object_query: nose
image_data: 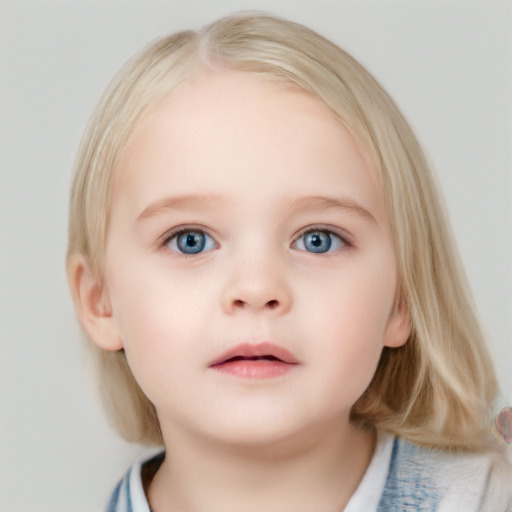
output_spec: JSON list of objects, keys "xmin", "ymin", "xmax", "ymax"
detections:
[{"xmin": 220, "ymin": 257, "xmax": 292, "ymax": 316}]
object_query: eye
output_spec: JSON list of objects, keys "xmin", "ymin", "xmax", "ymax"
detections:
[
  {"xmin": 165, "ymin": 229, "xmax": 216, "ymax": 255},
  {"xmin": 293, "ymin": 229, "xmax": 346, "ymax": 253}
]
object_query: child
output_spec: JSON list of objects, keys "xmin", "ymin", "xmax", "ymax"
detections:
[{"xmin": 66, "ymin": 13, "xmax": 512, "ymax": 512}]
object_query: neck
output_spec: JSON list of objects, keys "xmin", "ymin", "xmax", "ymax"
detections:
[{"xmin": 148, "ymin": 420, "xmax": 376, "ymax": 512}]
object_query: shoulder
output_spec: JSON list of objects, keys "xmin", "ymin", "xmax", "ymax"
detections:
[
  {"xmin": 105, "ymin": 448, "xmax": 164, "ymax": 512},
  {"xmin": 379, "ymin": 437, "xmax": 512, "ymax": 512}
]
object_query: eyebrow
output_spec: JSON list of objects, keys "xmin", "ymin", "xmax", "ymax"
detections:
[
  {"xmin": 137, "ymin": 194, "xmax": 223, "ymax": 221},
  {"xmin": 285, "ymin": 195, "xmax": 376, "ymax": 222},
  {"xmin": 136, "ymin": 193, "xmax": 375, "ymax": 223}
]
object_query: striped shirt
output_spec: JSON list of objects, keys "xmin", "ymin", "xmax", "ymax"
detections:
[{"xmin": 106, "ymin": 433, "xmax": 511, "ymax": 512}]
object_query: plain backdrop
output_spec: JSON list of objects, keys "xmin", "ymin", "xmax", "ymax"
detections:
[{"xmin": 1, "ymin": 1, "xmax": 510, "ymax": 510}]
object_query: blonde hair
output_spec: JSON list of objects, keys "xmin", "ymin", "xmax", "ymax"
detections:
[{"xmin": 68, "ymin": 13, "xmax": 501, "ymax": 451}]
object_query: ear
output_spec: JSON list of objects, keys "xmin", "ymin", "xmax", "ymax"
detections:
[
  {"xmin": 383, "ymin": 295, "xmax": 411, "ymax": 348},
  {"xmin": 67, "ymin": 255, "xmax": 123, "ymax": 351}
]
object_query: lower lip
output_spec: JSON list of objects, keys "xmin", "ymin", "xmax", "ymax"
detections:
[{"xmin": 211, "ymin": 360, "xmax": 295, "ymax": 379}]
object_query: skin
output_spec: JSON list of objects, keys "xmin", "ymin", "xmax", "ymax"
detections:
[{"xmin": 70, "ymin": 70, "xmax": 410, "ymax": 511}]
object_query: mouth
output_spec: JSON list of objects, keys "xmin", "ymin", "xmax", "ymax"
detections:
[{"xmin": 209, "ymin": 342, "xmax": 299, "ymax": 379}]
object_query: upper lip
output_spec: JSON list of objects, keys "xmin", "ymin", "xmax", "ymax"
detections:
[{"xmin": 209, "ymin": 342, "xmax": 299, "ymax": 366}]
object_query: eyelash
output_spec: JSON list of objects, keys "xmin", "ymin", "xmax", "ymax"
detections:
[{"xmin": 159, "ymin": 224, "xmax": 352, "ymax": 256}]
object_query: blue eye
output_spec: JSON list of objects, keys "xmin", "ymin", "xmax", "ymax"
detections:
[
  {"xmin": 166, "ymin": 229, "xmax": 216, "ymax": 254},
  {"xmin": 295, "ymin": 230, "xmax": 345, "ymax": 253}
]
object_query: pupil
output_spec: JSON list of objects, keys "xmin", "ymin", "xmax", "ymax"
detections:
[
  {"xmin": 186, "ymin": 234, "xmax": 198, "ymax": 247},
  {"xmin": 311, "ymin": 234, "xmax": 322, "ymax": 247}
]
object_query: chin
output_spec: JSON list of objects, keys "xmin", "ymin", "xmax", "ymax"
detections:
[{"xmin": 194, "ymin": 410, "xmax": 337, "ymax": 455}]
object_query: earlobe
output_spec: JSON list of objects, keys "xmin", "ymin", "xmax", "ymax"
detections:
[
  {"xmin": 383, "ymin": 296, "xmax": 411, "ymax": 348},
  {"xmin": 67, "ymin": 255, "xmax": 124, "ymax": 351}
]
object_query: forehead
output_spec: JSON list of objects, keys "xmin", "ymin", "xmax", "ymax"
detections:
[{"xmin": 112, "ymin": 70, "xmax": 383, "ymax": 220}]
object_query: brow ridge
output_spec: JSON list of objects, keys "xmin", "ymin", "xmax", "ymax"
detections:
[
  {"xmin": 137, "ymin": 193, "xmax": 375, "ymax": 223},
  {"xmin": 285, "ymin": 195, "xmax": 375, "ymax": 222},
  {"xmin": 137, "ymin": 194, "xmax": 223, "ymax": 220}
]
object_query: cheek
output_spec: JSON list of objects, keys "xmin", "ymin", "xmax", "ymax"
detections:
[
  {"xmin": 311, "ymin": 305, "xmax": 387, "ymax": 414},
  {"xmin": 305, "ymin": 254, "xmax": 397, "ymax": 392},
  {"xmin": 105, "ymin": 265, "xmax": 211, "ymax": 396},
  {"xmin": 109, "ymin": 256, "xmax": 206, "ymax": 338},
  {"xmin": 320, "ymin": 254, "xmax": 397, "ymax": 335}
]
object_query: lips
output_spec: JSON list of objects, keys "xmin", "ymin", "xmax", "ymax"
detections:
[{"xmin": 209, "ymin": 342, "xmax": 299, "ymax": 379}]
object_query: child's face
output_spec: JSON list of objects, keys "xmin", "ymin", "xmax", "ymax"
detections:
[{"xmin": 97, "ymin": 71, "xmax": 409, "ymax": 445}]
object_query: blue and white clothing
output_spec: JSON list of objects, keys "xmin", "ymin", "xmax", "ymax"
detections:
[{"xmin": 106, "ymin": 432, "xmax": 511, "ymax": 511}]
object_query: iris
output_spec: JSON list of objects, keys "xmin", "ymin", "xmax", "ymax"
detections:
[
  {"xmin": 169, "ymin": 230, "xmax": 215, "ymax": 254},
  {"xmin": 296, "ymin": 230, "xmax": 346, "ymax": 253},
  {"xmin": 303, "ymin": 231, "xmax": 332, "ymax": 253}
]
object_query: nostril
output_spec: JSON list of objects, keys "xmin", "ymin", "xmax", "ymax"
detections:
[{"xmin": 229, "ymin": 298, "xmax": 281, "ymax": 311}]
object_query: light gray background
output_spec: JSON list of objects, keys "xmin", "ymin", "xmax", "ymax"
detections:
[{"xmin": 1, "ymin": 1, "xmax": 510, "ymax": 510}]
